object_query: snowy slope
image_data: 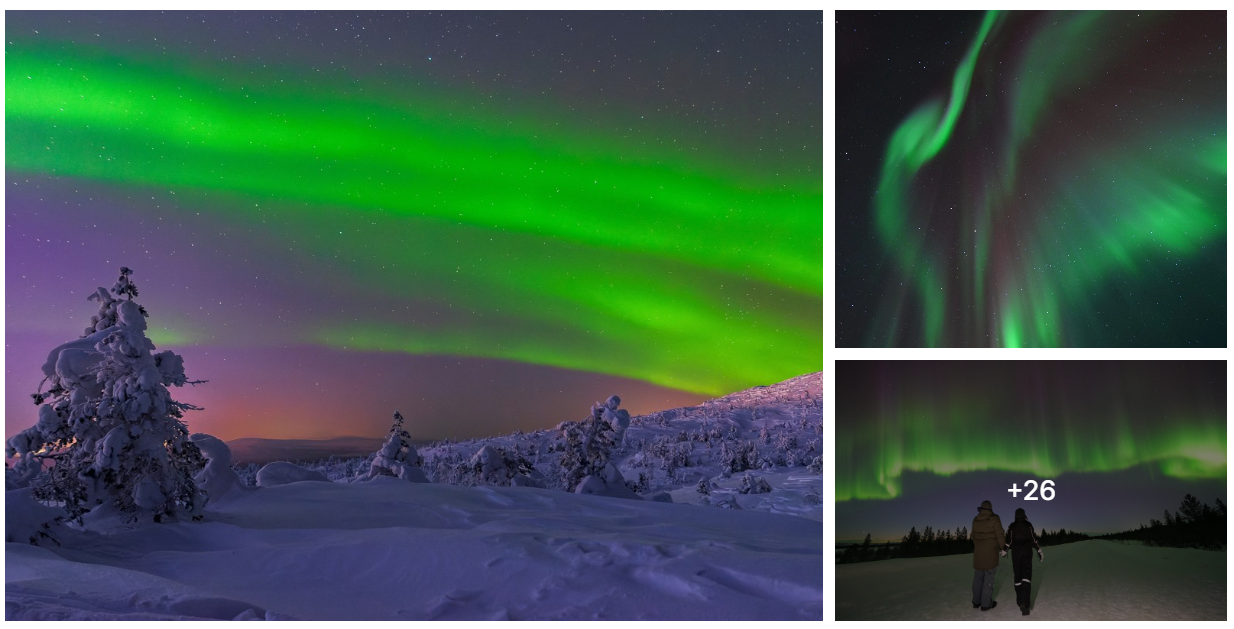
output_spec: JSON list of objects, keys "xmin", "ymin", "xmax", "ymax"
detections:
[
  {"xmin": 7, "ymin": 478, "xmax": 825, "ymax": 620},
  {"xmin": 407, "ymin": 371, "xmax": 824, "ymax": 518},
  {"xmin": 835, "ymin": 540, "xmax": 1224, "ymax": 620}
]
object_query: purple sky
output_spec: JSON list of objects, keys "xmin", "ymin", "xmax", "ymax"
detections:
[{"xmin": 6, "ymin": 11, "xmax": 823, "ymax": 442}]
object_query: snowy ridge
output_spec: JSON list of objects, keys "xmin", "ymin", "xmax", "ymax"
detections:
[
  {"xmin": 701, "ymin": 371, "xmax": 823, "ymax": 410},
  {"xmin": 263, "ymin": 371, "xmax": 825, "ymax": 521}
]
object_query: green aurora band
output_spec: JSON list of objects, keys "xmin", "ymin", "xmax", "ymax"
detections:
[
  {"xmin": 5, "ymin": 43, "xmax": 823, "ymax": 395},
  {"xmin": 871, "ymin": 11, "xmax": 1225, "ymax": 347},
  {"xmin": 836, "ymin": 363, "xmax": 1226, "ymax": 502}
]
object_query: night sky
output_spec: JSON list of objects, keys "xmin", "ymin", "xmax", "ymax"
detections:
[
  {"xmin": 5, "ymin": 11, "xmax": 824, "ymax": 442},
  {"xmin": 836, "ymin": 11, "xmax": 1226, "ymax": 347},
  {"xmin": 835, "ymin": 361, "xmax": 1227, "ymax": 542}
]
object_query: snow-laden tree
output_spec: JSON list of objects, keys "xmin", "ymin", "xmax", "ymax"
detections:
[
  {"xmin": 189, "ymin": 433, "xmax": 245, "ymax": 501},
  {"xmin": 738, "ymin": 473, "xmax": 772, "ymax": 495},
  {"xmin": 600, "ymin": 395, "xmax": 631, "ymax": 448},
  {"xmin": 719, "ymin": 440, "xmax": 760, "ymax": 475},
  {"xmin": 367, "ymin": 411, "xmax": 429, "ymax": 483},
  {"xmin": 5, "ymin": 267, "xmax": 208, "ymax": 523},
  {"xmin": 806, "ymin": 455, "xmax": 825, "ymax": 474},
  {"xmin": 696, "ymin": 477, "xmax": 712, "ymax": 496},
  {"xmin": 557, "ymin": 396, "xmax": 625, "ymax": 491},
  {"xmin": 557, "ymin": 395, "xmax": 646, "ymax": 499},
  {"xmin": 467, "ymin": 445, "xmax": 539, "ymax": 487}
]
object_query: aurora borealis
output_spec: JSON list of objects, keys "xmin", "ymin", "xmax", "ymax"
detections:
[
  {"xmin": 837, "ymin": 11, "xmax": 1225, "ymax": 347},
  {"xmin": 836, "ymin": 361, "xmax": 1226, "ymax": 540},
  {"xmin": 5, "ymin": 11, "xmax": 823, "ymax": 441}
]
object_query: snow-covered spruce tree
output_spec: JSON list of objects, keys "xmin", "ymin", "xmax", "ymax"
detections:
[
  {"xmin": 557, "ymin": 398, "xmax": 622, "ymax": 491},
  {"xmin": 5, "ymin": 267, "xmax": 208, "ymax": 523},
  {"xmin": 367, "ymin": 411, "xmax": 429, "ymax": 483},
  {"xmin": 558, "ymin": 396, "xmax": 644, "ymax": 499}
]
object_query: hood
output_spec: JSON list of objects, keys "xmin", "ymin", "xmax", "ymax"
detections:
[{"xmin": 1015, "ymin": 507, "xmax": 1027, "ymax": 521}]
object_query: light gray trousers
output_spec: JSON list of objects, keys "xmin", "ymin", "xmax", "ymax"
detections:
[{"xmin": 972, "ymin": 566, "xmax": 997, "ymax": 609}]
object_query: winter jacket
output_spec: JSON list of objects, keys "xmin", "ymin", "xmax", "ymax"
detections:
[
  {"xmin": 1005, "ymin": 512, "xmax": 1041, "ymax": 552},
  {"xmin": 972, "ymin": 507, "xmax": 1006, "ymax": 570}
]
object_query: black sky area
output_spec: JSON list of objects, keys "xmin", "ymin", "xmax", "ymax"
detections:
[{"xmin": 835, "ymin": 11, "xmax": 982, "ymax": 346}]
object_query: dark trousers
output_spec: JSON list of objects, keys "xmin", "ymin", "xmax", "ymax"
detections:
[
  {"xmin": 1012, "ymin": 547, "xmax": 1033, "ymax": 609},
  {"xmin": 972, "ymin": 565, "xmax": 996, "ymax": 609}
]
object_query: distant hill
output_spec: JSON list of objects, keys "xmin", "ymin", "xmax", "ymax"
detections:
[{"xmin": 226, "ymin": 436, "xmax": 387, "ymax": 465}]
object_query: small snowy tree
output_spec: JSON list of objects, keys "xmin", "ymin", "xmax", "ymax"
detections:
[
  {"xmin": 719, "ymin": 440, "xmax": 759, "ymax": 475},
  {"xmin": 188, "ymin": 433, "xmax": 245, "ymax": 501},
  {"xmin": 806, "ymin": 454, "xmax": 825, "ymax": 475},
  {"xmin": 696, "ymin": 477, "xmax": 711, "ymax": 496},
  {"xmin": 738, "ymin": 473, "xmax": 772, "ymax": 495},
  {"xmin": 367, "ymin": 411, "xmax": 429, "ymax": 483},
  {"xmin": 5, "ymin": 267, "xmax": 207, "ymax": 523}
]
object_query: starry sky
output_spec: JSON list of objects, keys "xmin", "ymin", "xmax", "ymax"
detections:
[
  {"xmin": 5, "ymin": 11, "xmax": 823, "ymax": 442},
  {"xmin": 835, "ymin": 361, "xmax": 1227, "ymax": 542},
  {"xmin": 836, "ymin": 11, "xmax": 1226, "ymax": 347}
]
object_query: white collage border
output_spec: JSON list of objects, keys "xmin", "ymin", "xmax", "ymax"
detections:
[{"xmin": 822, "ymin": 8, "xmax": 1232, "ymax": 623}]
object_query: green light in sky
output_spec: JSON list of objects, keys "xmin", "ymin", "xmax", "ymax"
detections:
[
  {"xmin": 836, "ymin": 363, "xmax": 1226, "ymax": 501},
  {"xmin": 866, "ymin": 11, "xmax": 1225, "ymax": 347},
  {"xmin": 5, "ymin": 42, "xmax": 823, "ymax": 395}
]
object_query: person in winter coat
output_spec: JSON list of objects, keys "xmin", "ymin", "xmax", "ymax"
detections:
[
  {"xmin": 971, "ymin": 499, "xmax": 1005, "ymax": 611},
  {"xmin": 1004, "ymin": 507, "xmax": 1044, "ymax": 615}
]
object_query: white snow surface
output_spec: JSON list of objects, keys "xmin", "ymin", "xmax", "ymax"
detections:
[
  {"xmin": 835, "ymin": 540, "xmax": 1225, "ymax": 621},
  {"xmin": 254, "ymin": 461, "xmax": 329, "ymax": 487},
  {"xmin": 7, "ymin": 478, "xmax": 824, "ymax": 620}
]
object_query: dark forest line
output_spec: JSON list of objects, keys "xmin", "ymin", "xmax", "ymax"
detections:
[
  {"xmin": 838, "ymin": 494, "xmax": 1225, "ymax": 565},
  {"xmin": 1094, "ymin": 494, "xmax": 1225, "ymax": 551},
  {"xmin": 837, "ymin": 524, "xmax": 1089, "ymax": 564}
]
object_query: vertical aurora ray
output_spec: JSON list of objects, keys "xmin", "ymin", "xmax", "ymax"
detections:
[
  {"xmin": 5, "ymin": 22, "xmax": 823, "ymax": 398},
  {"xmin": 835, "ymin": 362, "xmax": 1226, "ymax": 503},
  {"xmin": 856, "ymin": 11, "xmax": 1225, "ymax": 347}
]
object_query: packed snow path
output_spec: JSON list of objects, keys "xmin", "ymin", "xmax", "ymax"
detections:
[
  {"xmin": 7, "ymin": 478, "xmax": 825, "ymax": 620},
  {"xmin": 835, "ymin": 539, "xmax": 1224, "ymax": 620}
]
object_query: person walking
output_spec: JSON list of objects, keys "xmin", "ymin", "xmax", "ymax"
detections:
[
  {"xmin": 971, "ymin": 499, "xmax": 1005, "ymax": 611},
  {"xmin": 1004, "ymin": 507, "xmax": 1044, "ymax": 615}
]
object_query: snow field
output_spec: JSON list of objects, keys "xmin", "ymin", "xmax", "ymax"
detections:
[
  {"xmin": 7, "ymin": 477, "xmax": 825, "ymax": 620},
  {"xmin": 835, "ymin": 539, "xmax": 1224, "ymax": 620}
]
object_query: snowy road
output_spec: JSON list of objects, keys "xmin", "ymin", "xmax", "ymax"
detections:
[{"xmin": 835, "ymin": 540, "xmax": 1224, "ymax": 620}]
